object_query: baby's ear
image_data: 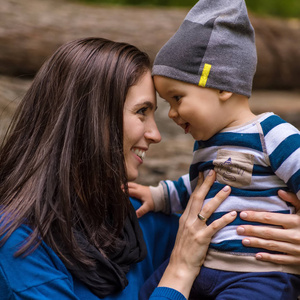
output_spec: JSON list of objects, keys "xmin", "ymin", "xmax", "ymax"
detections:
[{"xmin": 219, "ymin": 90, "xmax": 233, "ymax": 101}]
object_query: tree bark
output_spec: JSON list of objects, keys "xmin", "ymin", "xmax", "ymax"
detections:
[{"xmin": 0, "ymin": 0, "xmax": 299, "ymax": 89}]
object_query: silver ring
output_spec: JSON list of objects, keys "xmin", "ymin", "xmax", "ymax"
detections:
[{"xmin": 197, "ymin": 213, "xmax": 207, "ymax": 222}]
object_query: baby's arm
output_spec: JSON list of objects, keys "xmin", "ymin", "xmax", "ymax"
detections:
[
  {"xmin": 263, "ymin": 117, "xmax": 300, "ymax": 198},
  {"xmin": 129, "ymin": 174, "xmax": 192, "ymax": 218}
]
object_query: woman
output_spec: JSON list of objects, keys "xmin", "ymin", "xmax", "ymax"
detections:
[
  {"xmin": 0, "ymin": 37, "xmax": 235, "ymax": 299},
  {"xmin": 0, "ymin": 38, "xmax": 298, "ymax": 300}
]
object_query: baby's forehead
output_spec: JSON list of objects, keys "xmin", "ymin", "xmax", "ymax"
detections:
[{"xmin": 154, "ymin": 76, "xmax": 179, "ymax": 91}]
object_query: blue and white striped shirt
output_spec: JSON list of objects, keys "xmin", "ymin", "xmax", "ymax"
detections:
[{"xmin": 158, "ymin": 113, "xmax": 300, "ymax": 273}]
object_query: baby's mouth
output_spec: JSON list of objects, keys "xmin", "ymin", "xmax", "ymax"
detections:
[{"xmin": 181, "ymin": 123, "xmax": 190, "ymax": 134}]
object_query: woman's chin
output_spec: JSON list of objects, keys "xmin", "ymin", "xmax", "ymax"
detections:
[{"xmin": 126, "ymin": 171, "xmax": 139, "ymax": 182}]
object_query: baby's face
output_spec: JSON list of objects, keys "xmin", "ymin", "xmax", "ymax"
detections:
[{"xmin": 154, "ymin": 75, "xmax": 227, "ymax": 141}]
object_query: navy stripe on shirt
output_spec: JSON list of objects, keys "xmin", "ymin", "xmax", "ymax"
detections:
[
  {"xmin": 209, "ymin": 240, "xmax": 283, "ymax": 254},
  {"xmin": 261, "ymin": 115, "xmax": 286, "ymax": 136},
  {"xmin": 287, "ymin": 169, "xmax": 300, "ymax": 193},
  {"xmin": 269, "ymin": 134, "xmax": 300, "ymax": 171},
  {"xmin": 195, "ymin": 132, "xmax": 263, "ymax": 152},
  {"xmin": 206, "ymin": 210, "xmax": 290, "ymax": 226}
]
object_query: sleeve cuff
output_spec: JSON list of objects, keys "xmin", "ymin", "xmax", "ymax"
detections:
[
  {"xmin": 149, "ymin": 184, "xmax": 165, "ymax": 212},
  {"xmin": 150, "ymin": 287, "xmax": 186, "ymax": 300}
]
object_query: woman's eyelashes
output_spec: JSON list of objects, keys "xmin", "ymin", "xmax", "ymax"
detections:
[
  {"xmin": 135, "ymin": 101, "xmax": 155, "ymax": 117},
  {"xmin": 137, "ymin": 106, "xmax": 148, "ymax": 116}
]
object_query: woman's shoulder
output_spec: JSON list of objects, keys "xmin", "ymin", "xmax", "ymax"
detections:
[{"xmin": 0, "ymin": 223, "xmax": 78, "ymax": 299}]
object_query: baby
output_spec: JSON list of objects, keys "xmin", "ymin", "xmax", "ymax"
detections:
[{"xmin": 130, "ymin": 0, "xmax": 300, "ymax": 299}]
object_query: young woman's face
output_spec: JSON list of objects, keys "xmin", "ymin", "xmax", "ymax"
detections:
[{"xmin": 123, "ymin": 70, "xmax": 161, "ymax": 181}]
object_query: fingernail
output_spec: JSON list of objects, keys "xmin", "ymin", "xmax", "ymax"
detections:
[
  {"xmin": 208, "ymin": 169, "xmax": 214, "ymax": 176},
  {"xmin": 222, "ymin": 185, "xmax": 230, "ymax": 192},
  {"xmin": 243, "ymin": 239, "xmax": 250, "ymax": 246},
  {"xmin": 278, "ymin": 189, "xmax": 287, "ymax": 194},
  {"xmin": 256, "ymin": 254, "xmax": 262, "ymax": 260},
  {"xmin": 240, "ymin": 212, "xmax": 247, "ymax": 219},
  {"xmin": 236, "ymin": 226, "xmax": 245, "ymax": 234},
  {"xmin": 230, "ymin": 211, "xmax": 237, "ymax": 217}
]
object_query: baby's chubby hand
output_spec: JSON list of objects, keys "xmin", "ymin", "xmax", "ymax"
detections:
[{"xmin": 128, "ymin": 182, "xmax": 155, "ymax": 218}]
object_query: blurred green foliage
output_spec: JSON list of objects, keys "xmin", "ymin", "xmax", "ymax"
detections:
[
  {"xmin": 245, "ymin": 0, "xmax": 300, "ymax": 18},
  {"xmin": 77, "ymin": 0, "xmax": 300, "ymax": 18}
]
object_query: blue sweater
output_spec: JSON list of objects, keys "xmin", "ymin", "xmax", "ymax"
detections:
[{"xmin": 0, "ymin": 198, "xmax": 181, "ymax": 300}]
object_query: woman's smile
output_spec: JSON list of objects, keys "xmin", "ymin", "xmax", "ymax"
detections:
[{"xmin": 131, "ymin": 147, "xmax": 146, "ymax": 162}]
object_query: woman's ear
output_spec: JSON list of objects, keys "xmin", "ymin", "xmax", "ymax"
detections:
[{"xmin": 219, "ymin": 90, "xmax": 233, "ymax": 101}]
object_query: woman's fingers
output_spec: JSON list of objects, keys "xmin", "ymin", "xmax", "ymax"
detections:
[
  {"xmin": 181, "ymin": 172, "xmax": 206, "ymax": 221},
  {"xmin": 239, "ymin": 210, "xmax": 300, "ymax": 229},
  {"xmin": 182, "ymin": 170, "xmax": 232, "ymax": 230},
  {"xmin": 241, "ymin": 236, "xmax": 300, "ymax": 255},
  {"xmin": 183, "ymin": 170, "xmax": 234, "ymax": 234},
  {"xmin": 163, "ymin": 171, "xmax": 236, "ymax": 297},
  {"xmin": 198, "ymin": 185, "xmax": 231, "ymax": 221},
  {"xmin": 237, "ymin": 210, "xmax": 300, "ymax": 265},
  {"xmin": 237, "ymin": 223, "xmax": 298, "ymax": 243},
  {"xmin": 184, "ymin": 171, "xmax": 217, "ymax": 218},
  {"xmin": 183, "ymin": 172, "xmax": 206, "ymax": 214},
  {"xmin": 255, "ymin": 252, "xmax": 300, "ymax": 265},
  {"xmin": 278, "ymin": 190, "xmax": 300, "ymax": 213},
  {"xmin": 239, "ymin": 227, "xmax": 300, "ymax": 265},
  {"xmin": 193, "ymin": 183, "xmax": 235, "ymax": 236},
  {"xmin": 205, "ymin": 210, "xmax": 237, "ymax": 237},
  {"xmin": 243, "ymin": 237, "xmax": 300, "ymax": 264}
]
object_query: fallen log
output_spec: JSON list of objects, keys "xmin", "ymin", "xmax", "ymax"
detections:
[{"xmin": 0, "ymin": 0, "xmax": 299, "ymax": 89}]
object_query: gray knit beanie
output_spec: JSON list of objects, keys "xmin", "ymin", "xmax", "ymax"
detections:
[{"xmin": 152, "ymin": 0, "xmax": 257, "ymax": 97}]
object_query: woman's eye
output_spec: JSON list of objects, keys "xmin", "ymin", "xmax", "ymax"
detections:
[{"xmin": 137, "ymin": 107, "xmax": 148, "ymax": 115}]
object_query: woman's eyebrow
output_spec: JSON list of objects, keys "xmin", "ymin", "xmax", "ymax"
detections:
[{"xmin": 134, "ymin": 101, "xmax": 154, "ymax": 110}]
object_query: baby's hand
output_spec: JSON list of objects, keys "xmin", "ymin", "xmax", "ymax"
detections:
[{"xmin": 128, "ymin": 182, "xmax": 155, "ymax": 218}]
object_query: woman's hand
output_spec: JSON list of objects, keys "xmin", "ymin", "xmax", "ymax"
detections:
[
  {"xmin": 237, "ymin": 190, "xmax": 300, "ymax": 265},
  {"xmin": 157, "ymin": 171, "xmax": 237, "ymax": 298}
]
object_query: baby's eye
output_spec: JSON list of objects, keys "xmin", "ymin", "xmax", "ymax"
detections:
[{"xmin": 173, "ymin": 95, "xmax": 182, "ymax": 102}]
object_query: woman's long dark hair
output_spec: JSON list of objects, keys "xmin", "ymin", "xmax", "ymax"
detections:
[{"xmin": 0, "ymin": 38, "xmax": 150, "ymax": 266}]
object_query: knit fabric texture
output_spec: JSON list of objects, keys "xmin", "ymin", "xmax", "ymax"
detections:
[{"xmin": 152, "ymin": 0, "xmax": 257, "ymax": 97}]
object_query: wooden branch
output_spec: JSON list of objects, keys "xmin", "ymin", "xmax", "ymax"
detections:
[{"xmin": 0, "ymin": 0, "xmax": 299, "ymax": 89}]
